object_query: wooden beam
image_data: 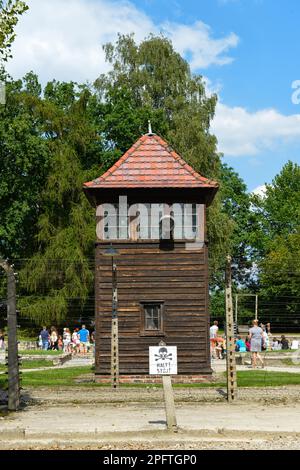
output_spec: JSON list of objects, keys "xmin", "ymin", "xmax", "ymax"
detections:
[
  {"xmin": 111, "ymin": 260, "xmax": 119, "ymax": 388},
  {"xmin": 162, "ymin": 375, "xmax": 178, "ymax": 432},
  {"xmin": 225, "ymin": 255, "xmax": 237, "ymax": 402},
  {"xmin": 0, "ymin": 260, "xmax": 20, "ymax": 411}
]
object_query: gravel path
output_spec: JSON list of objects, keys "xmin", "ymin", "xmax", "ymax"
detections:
[
  {"xmin": 1, "ymin": 355, "xmax": 300, "ymax": 450},
  {"xmin": 17, "ymin": 384, "xmax": 300, "ymax": 405},
  {"xmin": 0, "ymin": 386, "xmax": 300, "ymax": 450},
  {"xmin": 1, "ymin": 397, "xmax": 300, "ymax": 450}
]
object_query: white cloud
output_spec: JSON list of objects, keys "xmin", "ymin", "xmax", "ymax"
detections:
[
  {"xmin": 251, "ymin": 184, "xmax": 267, "ymax": 197},
  {"xmin": 162, "ymin": 20, "xmax": 239, "ymax": 69},
  {"xmin": 7, "ymin": 0, "xmax": 300, "ymax": 164},
  {"xmin": 7, "ymin": 0, "xmax": 154, "ymax": 84},
  {"xmin": 7, "ymin": 0, "xmax": 239, "ymax": 84},
  {"xmin": 212, "ymin": 102, "xmax": 300, "ymax": 156},
  {"xmin": 202, "ymin": 75, "xmax": 223, "ymax": 96}
]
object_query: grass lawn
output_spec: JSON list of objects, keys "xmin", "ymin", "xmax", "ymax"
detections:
[
  {"xmin": 0, "ymin": 360, "xmax": 55, "ymax": 371},
  {"xmin": 1, "ymin": 366, "xmax": 300, "ymax": 389},
  {"xmin": 173, "ymin": 371, "xmax": 300, "ymax": 388},
  {"xmin": 0, "ymin": 366, "xmax": 92, "ymax": 388},
  {"xmin": 19, "ymin": 350, "xmax": 64, "ymax": 355},
  {"xmin": 236, "ymin": 370, "xmax": 300, "ymax": 387},
  {"xmin": 22, "ymin": 360, "xmax": 54, "ymax": 369},
  {"xmin": 264, "ymin": 349, "xmax": 295, "ymax": 354}
]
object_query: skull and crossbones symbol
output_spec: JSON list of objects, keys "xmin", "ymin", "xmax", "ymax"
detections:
[{"xmin": 155, "ymin": 347, "xmax": 173, "ymax": 361}]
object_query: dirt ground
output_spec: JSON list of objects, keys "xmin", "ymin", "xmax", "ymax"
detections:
[{"xmin": 1, "ymin": 386, "xmax": 300, "ymax": 450}]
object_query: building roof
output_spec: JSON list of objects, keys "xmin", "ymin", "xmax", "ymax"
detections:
[{"xmin": 83, "ymin": 133, "xmax": 219, "ymax": 190}]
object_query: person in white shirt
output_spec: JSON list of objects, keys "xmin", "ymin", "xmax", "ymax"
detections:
[
  {"xmin": 210, "ymin": 321, "xmax": 219, "ymax": 359},
  {"xmin": 63, "ymin": 328, "xmax": 71, "ymax": 353},
  {"xmin": 272, "ymin": 338, "xmax": 281, "ymax": 350},
  {"xmin": 210, "ymin": 321, "xmax": 219, "ymax": 339},
  {"xmin": 291, "ymin": 339, "xmax": 299, "ymax": 350},
  {"xmin": 262, "ymin": 330, "xmax": 269, "ymax": 350}
]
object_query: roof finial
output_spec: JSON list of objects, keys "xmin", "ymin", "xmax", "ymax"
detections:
[{"xmin": 147, "ymin": 120, "xmax": 153, "ymax": 135}]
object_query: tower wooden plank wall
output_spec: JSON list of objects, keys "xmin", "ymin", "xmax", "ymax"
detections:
[{"xmin": 95, "ymin": 241, "xmax": 211, "ymax": 376}]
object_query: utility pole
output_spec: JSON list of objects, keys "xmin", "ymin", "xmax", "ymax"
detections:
[
  {"xmin": 225, "ymin": 255, "xmax": 237, "ymax": 402},
  {"xmin": 0, "ymin": 260, "xmax": 20, "ymax": 411}
]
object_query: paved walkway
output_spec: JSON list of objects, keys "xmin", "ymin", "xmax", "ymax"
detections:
[
  {"xmin": 1, "ymin": 401, "xmax": 300, "ymax": 451},
  {"xmin": 211, "ymin": 358, "xmax": 300, "ymax": 374},
  {"xmin": 62, "ymin": 355, "xmax": 94, "ymax": 367},
  {"xmin": 0, "ymin": 355, "xmax": 94, "ymax": 375}
]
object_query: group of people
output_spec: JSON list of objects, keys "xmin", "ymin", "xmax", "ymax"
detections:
[
  {"xmin": 210, "ymin": 319, "xmax": 300, "ymax": 369},
  {"xmin": 38, "ymin": 325, "xmax": 95, "ymax": 355},
  {"xmin": 209, "ymin": 322, "xmax": 226, "ymax": 359}
]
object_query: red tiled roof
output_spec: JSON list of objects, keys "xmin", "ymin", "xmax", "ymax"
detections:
[{"xmin": 83, "ymin": 133, "xmax": 219, "ymax": 189}]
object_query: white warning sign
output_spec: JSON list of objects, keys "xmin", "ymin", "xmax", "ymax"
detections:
[{"xmin": 149, "ymin": 346, "xmax": 177, "ymax": 375}]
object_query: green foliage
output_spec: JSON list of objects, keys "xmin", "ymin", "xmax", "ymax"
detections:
[
  {"xmin": 219, "ymin": 164, "xmax": 261, "ymax": 285},
  {"xmin": 15, "ymin": 79, "xmax": 104, "ymax": 324},
  {"xmin": 0, "ymin": 0, "xmax": 28, "ymax": 64},
  {"xmin": 0, "ymin": 74, "xmax": 105, "ymax": 325},
  {"xmin": 4, "ymin": 33, "xmax": 298, "ymax": 328},
  {"xmin": 0, "ymin": 74, "xmax": 50, "ymax": 258},
  {"xmin": 261, "ymin": 231, "xmax": 300, "ymax": 298},
  {"xmin": 210, "ymin": 288, "xmax": 226, "ymax": 320},
  {"xmin": 251, "ymin": 162, "xmax": 300, "ymax": 322},
  {"xmin": 251, "ymin": 161, "xmax": 300, "ymax": 256},
  {"xmin": 259, "ymin": 230, "xmax": 300, "ymax": 322},
  {"xmin": 96, "ymin": 34, "xmax": 233, "ymax": 274},
  {"xmin": 96, "ymin": 34, "xmax": 220, "ymax": 175},
  {"xmin": 1, "ymin": 35, "xmax": 252, "ymax": 324}
]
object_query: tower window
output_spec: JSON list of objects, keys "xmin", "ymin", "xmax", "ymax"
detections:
[{"xmin": 140, "ymin": 302, "xmax": 164, "ymax": 336}]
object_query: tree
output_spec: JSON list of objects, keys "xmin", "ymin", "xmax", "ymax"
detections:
[
  {"xmin": 251, "ymin": 161, "xmax": 300, "ymax": 257},
  {"xmin": 0, "ymin": 0, "xmax": 28, "ymax": 64},
  {"xmin": 259, "ymin": 230, "xmax": 300, "ymax": 325},
  {"xmin": 209, "ymin": 164, "xmax": 260, "ymax": 320},
  {"xmin": 0, "ymin": 73, "xmax": 50, "ymax": 259},
  {"xmin": 95, "ymin": 34, "xmax": 233, "ymax": 274},
  {"xmin": 7, "ymin": 35, "xmax": 250, "ymax": 325},
  {"xmin": 252, "ymin": 162, "xmax": 300, "ymax": 324},
  {"xmin": 5, "ymin": 76, "xmax": 105, "ymax": 325},
  {"xmin": 219, "ymin": 163, "xmax": 260, "ymax": 284},
  {"xmin": 96, "ymin": 34, "xmax": 220, "ymax": 176},
  {"xmin": 0, "ymin": 2, "xmax": 30, "ymax": 258},
  {"xmin": 22, "ymin": 33, "xmax": 235, "ymax": 325}
]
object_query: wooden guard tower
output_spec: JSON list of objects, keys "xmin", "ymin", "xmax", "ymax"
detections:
[{"xmin": 83, "ymin": 130, "xmax": 219, "ymax": 383}]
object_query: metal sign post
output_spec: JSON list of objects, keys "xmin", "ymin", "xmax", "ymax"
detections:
[
  {"xmin": 225, "ymin": 255, "xmax": 237, "ymax": 402},
  {"xmin": 149, "ymin": 342, "xmax": 178, "ymax": 432}
]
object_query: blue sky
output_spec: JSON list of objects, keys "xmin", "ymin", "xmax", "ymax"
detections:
[{"xmin": 7, "ymin": 0, "xmax": 300, "ymax": 193}]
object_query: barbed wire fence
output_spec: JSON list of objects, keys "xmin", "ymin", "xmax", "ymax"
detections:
[
  {"xmin": 1, "ymin": 258, "xmax": 300, "ymax": 335},
  {"xmin": 1, "ymin": 258, "xmax": 300, "ymax": 403}
]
